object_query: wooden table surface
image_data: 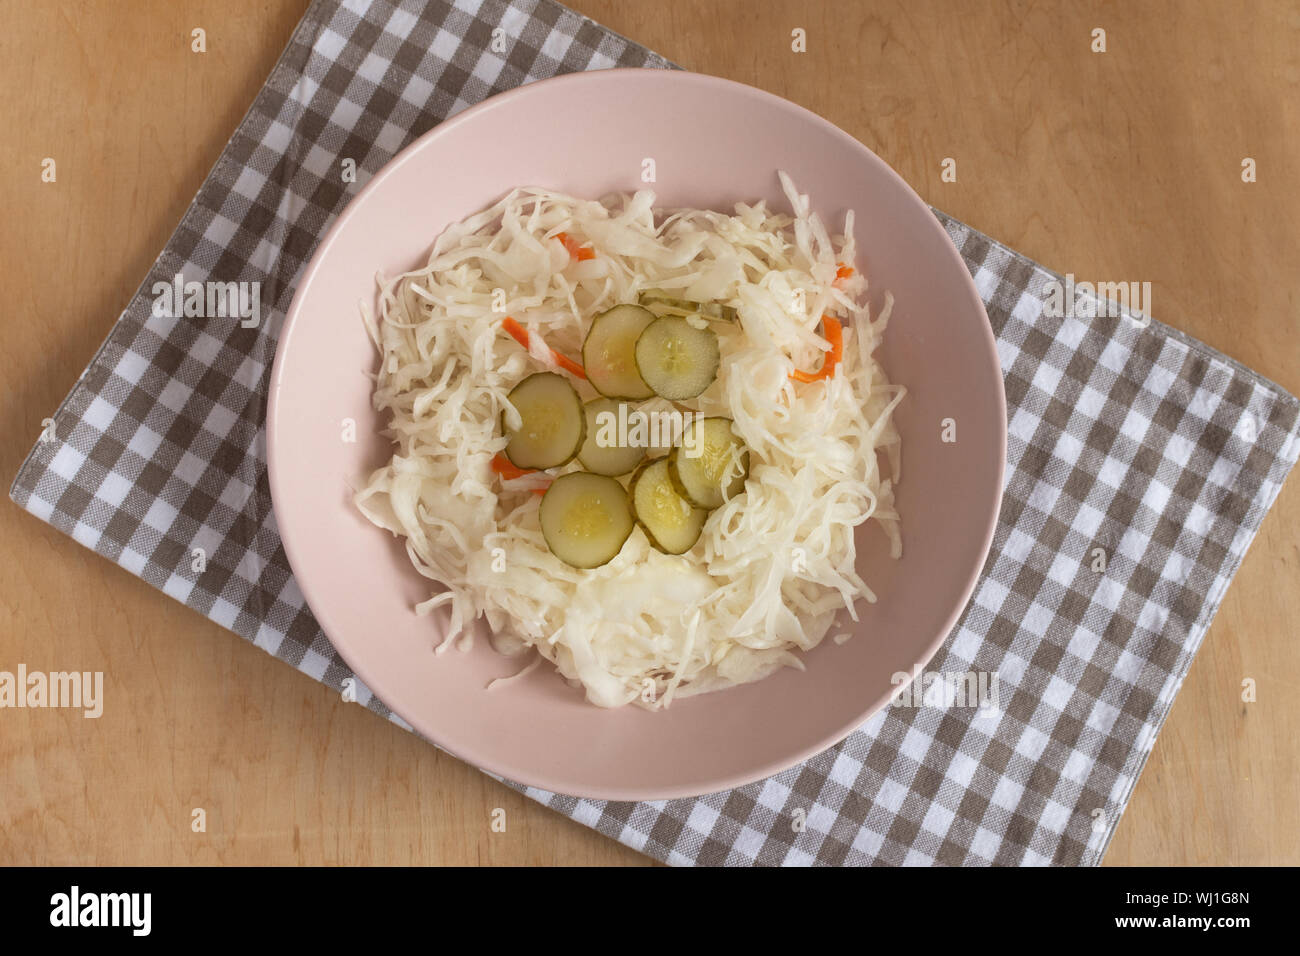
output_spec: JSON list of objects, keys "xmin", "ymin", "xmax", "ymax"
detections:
[{"xmin": 2, "ymin": 0, "xmax": 1297, "ymax": 866}]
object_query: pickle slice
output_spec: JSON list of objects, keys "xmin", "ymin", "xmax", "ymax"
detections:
[
  {"xmin": 633, "ymin": 315, "xmax": 720, "ymax": 401},
  {"xmin": 629, "ymin": 457, "xmax": 707, "ymax": 555},
  {"xmin": 639, "ymin": 288, "xmax": 738, "ymax": 322},
  {"xmin": 576, "ymin": 397, "xmax": 646, "ymax": 477},
  {"xmin": 502, "ymin": 372, "xmax": 585, "ymax": 470},
  {"xmin": 668, "ymin": 416, "xmax": 749, "ymax": 509},
  {"xmin": 581, "ymin": 304, "xmax": 657, "ymax": 400},
  {"xmin": 539, "ymin": 472, "xmax": 635, "ymax": 569}
]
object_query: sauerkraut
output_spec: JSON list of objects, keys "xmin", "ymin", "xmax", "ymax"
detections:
[{"xmin": 355, "ymin": 172, "xmax": 904, "ymax": 708}]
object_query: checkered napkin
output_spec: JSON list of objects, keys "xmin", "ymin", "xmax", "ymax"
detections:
[{"xmin": 12, "ymin": 0, "xmax": 1300, "ymax": 866}]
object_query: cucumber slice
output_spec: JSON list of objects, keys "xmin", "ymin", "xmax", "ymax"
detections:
[
  {"xmin": 581, "ymin": 304, "xmax": 657, "ymax": 400},
  {"xmin": 668, "ymin": 417, "xmax": 749, "ymax": 509},
  {"xmin": 539, "ymin": 472, "xmax": 635, "ymax": 569},
  {"xmin": 629, "ymin": 458, "xmax": 707, "ymax": 555},
  {"xmin": 576, "ymin": 397, "xmax": 646, "ymax": 477},
  {"xmin": 633, "ymin": 316, "xmax": 720, "ymax": 401},
  {"xmin": 639, "ymin": 288, "xmax": 738, "ymax": 322},
  {"xmin": 502, "ymin": 372, "xmax": 585, "ymax": 470}
]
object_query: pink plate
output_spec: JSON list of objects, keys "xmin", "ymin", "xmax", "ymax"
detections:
[{"xmin": 267, "ymin": 69, "xmax": 1006, "ymax": 801}]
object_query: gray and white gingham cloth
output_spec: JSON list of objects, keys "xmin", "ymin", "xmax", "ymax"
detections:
[{"xmin": 11, "ymin": 0, "xmax": 1299, "ymax": 866}]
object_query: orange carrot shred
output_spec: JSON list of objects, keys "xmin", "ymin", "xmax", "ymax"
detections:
[
  {"xmin": 835, "ymin": 263, "xmax": 855, "ymax": 280},
  {"xmin": 556, "ymin": 231, "xmax": 596, "ymax": 262},
  {"xmin": 500, "ymin": 316, "xmax": 587, "ymax": 379},
  {"xmin": 790, "ymin": 316, "xmax": 844, "ymax": 383},
  {"xmin": 490, "ymin": 454, "xmax": 550, "ymax": 495},
  {"xmin": 491, "ymin": 453, "xmax": 531, "ymax": 480}
]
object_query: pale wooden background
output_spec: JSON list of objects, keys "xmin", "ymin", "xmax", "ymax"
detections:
[{"xmin": 1, "ymin": 0, "xmax": 1297, "ymax": 866}]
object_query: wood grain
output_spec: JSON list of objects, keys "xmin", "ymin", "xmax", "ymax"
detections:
[{"xmin": 1, "ymin": 0, "xmax": 1296, "ymax": 866}]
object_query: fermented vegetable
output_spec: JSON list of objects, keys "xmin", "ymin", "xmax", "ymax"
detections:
[
  {"xmin": 576, "ymin": 397, "xmax": 645, "ymax": 476},
  {"xmin": 629, "ymin": 458, "xmax": 707, "ymax": 555},
  {"xmin": 539, "ymin": 472, "xmax": 634, "ymax": 569},
  {"xmin": 355, "ymin": 172, "xmax": 905, "ymax": 709},
  {"xmin": 581, "ymin": 304, "xmax": 657, "ymax": 400},
  {"xmin": 668, "ymin": 417, "xmax": 749, "ymax": 509},
  {"xmin": 639, "ymin": 288, "xmax": 738, "ymax": 322},
  {"xmin": 633, "ymin": 315, "xmax": 720, "ymax": 401},
  {"xmin": 501, "ymin": 372, "xmax": 585, "ymax": 469}
]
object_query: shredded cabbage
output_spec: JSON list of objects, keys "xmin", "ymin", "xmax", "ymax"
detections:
[{"xmin": 355, "ymin": 172, "xmax": 905, "ymax": 708}]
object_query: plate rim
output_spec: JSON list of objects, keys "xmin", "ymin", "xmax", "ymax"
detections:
[{"xmin": 267, "ymin": 67, "xmax": 1007, "ymax": 801}]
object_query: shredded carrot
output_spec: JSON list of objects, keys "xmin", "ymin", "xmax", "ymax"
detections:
[
  {"xmin": 491, "ymin": 453, "xmax": 551, "ymax": 495},
  {"xmin": 555, "ymin": 231, "xmax": 596, "ymax": 262},
  {"xmin": 790, "ymin": 316, "xmax": 844, "ymax": 383},
  {"xmin": 491, "ymin": 453, "xmax": 531, "ymax": 480},
  {"xmin": 500, "ymin": 316, "xmax": 587, "ymax": 379},
  {"xmin": 835, "ymin": 262, "xmax": 855, "ymax": 280}
]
